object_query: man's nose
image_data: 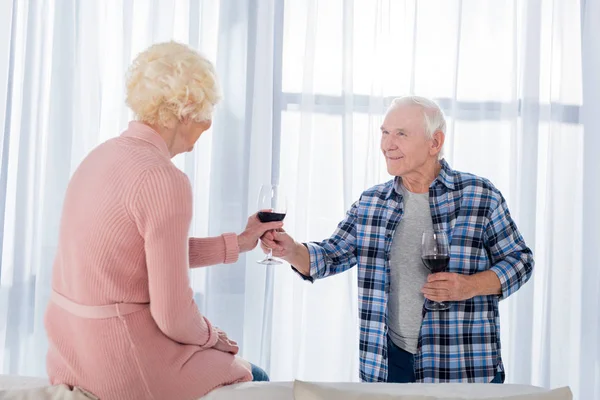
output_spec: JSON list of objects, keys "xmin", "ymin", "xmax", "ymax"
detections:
[{"xmin": 382, "ymin": 136, "xmax": 397, "ymax": 151}]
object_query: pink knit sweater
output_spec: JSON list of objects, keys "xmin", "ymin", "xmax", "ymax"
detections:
[{"xmin": 44, "ymin": 122, "xmax": 252, "ymax": 400}]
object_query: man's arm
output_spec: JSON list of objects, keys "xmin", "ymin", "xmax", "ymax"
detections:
[
  {"xmin": 484, "ymin": 194, "xmax": 534, "ymax": 299},
  {"xmin": 422, "ymin": 195, "xmax": 533, "ymax": 302},
  {"xmin": 262, "ymin": 199, "xmax": 361, "ymax": 282}
]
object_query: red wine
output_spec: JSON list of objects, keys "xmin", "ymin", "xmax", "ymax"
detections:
[
  {"xmin": 257, "ymin": 211, "xmax": 286, "ymax": 223},
  {"xmin": 421, "ymin": 255, "xmax": 449, "ymax": 273}
]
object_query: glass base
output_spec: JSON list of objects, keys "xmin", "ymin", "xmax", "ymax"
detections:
[
  {"xmin": 425, "ymin": 299, "xmax": 451, "ymax": 311},
  {"xmin": 257, "ymin": 257, "xmax": 283, "ymax": 265}
]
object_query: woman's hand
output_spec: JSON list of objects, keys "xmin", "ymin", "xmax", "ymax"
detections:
[
  {"xmin": 212, "ymin": 328, "xmax": 239, "ymax": 355},
  {"xmin": 237, "ymin": 212, "xmax": 283, "ymax": 253}
]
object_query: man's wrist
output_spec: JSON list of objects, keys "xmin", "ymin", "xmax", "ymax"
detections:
[
  {"xmin": 467, "ymin": 271, "xmax": 502, "ymax": 298},
  {"xmin": 465, "ymin": 274, "xmax": 480, "ymax": 298},
  {"xmin": 284, "ymin": 242, "xmax": 302, "ymax": 264},
  {"xmin": 288, "ymin": 242, "xmax": 310, "ymax": 276}
]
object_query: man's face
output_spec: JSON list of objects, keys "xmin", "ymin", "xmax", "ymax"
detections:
[{"xmin": 380, "ymin": 105, "xmax": 434, "ymax": 177}]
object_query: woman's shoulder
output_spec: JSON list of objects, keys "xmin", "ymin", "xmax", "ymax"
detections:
[
  {"xmin": 84, "ymin": 136, "xmax": 188, "ymax": 192},
  {"xmin": 103, "ymin": 135, "xmax": 177, "ymax": 173}
]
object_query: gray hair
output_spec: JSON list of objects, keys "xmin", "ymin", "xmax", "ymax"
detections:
[{"xmin": 388, "ymin": 96, "xmax": 447, "ymax": 158}]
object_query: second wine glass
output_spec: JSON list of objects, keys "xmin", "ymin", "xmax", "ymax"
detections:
[
  {"xmin": 256, "ymin": 184, "xmax": 287, "ymax": 265},
  {"xmin": 421, "ymin": 230, "xmax": 451, "ymax": 311}
]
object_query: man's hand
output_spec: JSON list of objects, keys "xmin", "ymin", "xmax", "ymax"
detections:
[
  {"xmin": 260, "ymin": 229, "xmax": 296, "ymax": 259},
  {"xmin": 212, "ymin": 328, "xmax": 239, "ymax": 355},
  {"xmin": 421, "ymin": 272, "xmax": 477, "ymax": 302},
  {"xmin": 260, "ymin": 229, "xmax": 311, "ymax": 276},
  {"xmin": 422, "ymin": 270, "xmax": 502, "ymax": 302},
  {"xmin": 237, "ymin": 212, "xmax": 284, "ymax": 253}
]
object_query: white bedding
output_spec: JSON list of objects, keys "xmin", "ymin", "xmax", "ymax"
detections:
[
  {"xmin": 204, "ymin": 381, "xmax": 551, "ymax": 400},
  {"xmin": 0, "ymin": 375, "xmax": 555, "ymax": 400},
  {"xmin": 0, "ymin": 376, "xmax": 48, "ymax": 392}
]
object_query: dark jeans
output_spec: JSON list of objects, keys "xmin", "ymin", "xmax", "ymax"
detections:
[
  {"xmin": 251, "ymin": 363, "xmax": 270, "ymax": 382},
  {"xmin": 386, "ymin": 336, "xmax": 504, "ymax": 384},
  {"xmin": 387, "ymin": 336, "xmax": 416, "ymax": 383}
]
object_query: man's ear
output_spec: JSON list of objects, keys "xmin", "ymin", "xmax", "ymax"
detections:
[{"xmin": 431, "ymin": 130, "xmax": 445, "ymax": 156}]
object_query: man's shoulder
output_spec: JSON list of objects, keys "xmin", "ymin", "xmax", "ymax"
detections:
[
  {"xmin": 450, "ymin": 168, "xmax": 504, "ymax": 204},
  {"xmin": 358, "ymin": 180, "xmax": 395, "ymax": 202}
]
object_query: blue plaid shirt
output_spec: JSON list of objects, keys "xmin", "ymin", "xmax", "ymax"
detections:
[{"xmin": 296, "ymin": 160, "xmax": 534, "ymax": 383}]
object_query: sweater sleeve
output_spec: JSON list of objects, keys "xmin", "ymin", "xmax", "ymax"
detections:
[
  {"xmin": 132, "ymin": 166, "xmax": 218, "ymax": 348},
  {"xmin": 188, "ymin": 233, "xmax": 239, "ymax": 268}
]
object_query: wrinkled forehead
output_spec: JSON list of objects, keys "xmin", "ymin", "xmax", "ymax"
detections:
[{"xmin": 380, "ymin": 104, "xmax": 426, "ymax": 133}]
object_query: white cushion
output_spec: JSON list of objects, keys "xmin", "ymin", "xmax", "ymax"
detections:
[
  {"xmin": 293, "ymin": 380, "xmax": 572, "ymax": 400},
  {"xmin": 0, "ymin": 384, "xmax": 96, "ymax": 400},
  {"xmin": 0, "ymin": 375, "xmax": 48, "ymax": 391},
  {"xmin": 294, "ymin": 380, "xmax": 434, "ymax": 400}
]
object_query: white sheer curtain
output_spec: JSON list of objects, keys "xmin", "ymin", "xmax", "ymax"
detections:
[
  {"xmin": 275, "ymin": 0, "xmax": 599, "ymax": 398},
  {"xmin": 0, "ymin": 0, "xmax": 598, "ymax": 399},
  {"xmin": 0, "ymin": 0, "xmax": 278, "ymax": 378}
]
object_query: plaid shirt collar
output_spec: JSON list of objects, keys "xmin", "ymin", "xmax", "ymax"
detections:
[{"xmin": 386, "ymin": 159, "xmax": 456, "ymax": 200}]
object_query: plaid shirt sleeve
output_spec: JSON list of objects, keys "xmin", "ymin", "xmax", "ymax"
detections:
[
  {"xmin": 293, "ymin": 199, "xmax": 359, "ymax": 282},
  {"xmin": 484, "ymin": 194, "xmax": 534, "ymax": 299}
]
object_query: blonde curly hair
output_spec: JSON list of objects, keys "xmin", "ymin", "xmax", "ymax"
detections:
[{"xmin": 126, "ymin": 41, "xmax": 221, "ymax": 127}]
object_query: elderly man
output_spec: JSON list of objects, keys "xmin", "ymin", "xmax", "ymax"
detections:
[{"xmin": 261, "ymin": 96, "xmax": 534, "ymax": 384}]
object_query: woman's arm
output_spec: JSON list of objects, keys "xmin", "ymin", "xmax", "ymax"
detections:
[
  {"xmin": 188, "ymin": 234, "xmax": 239, "ymax": 268},
  {"xmin": 188, "ymin": 214, "xmax": 284, "ymax": 268},
  {"xmin": 133, "ymin": 166, "xmax": 217, "ymax": 347}
]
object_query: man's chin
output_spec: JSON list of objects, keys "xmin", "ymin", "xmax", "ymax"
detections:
[{"xmin": 386, "ymin": 166, "xmax": 404, "ymax": 177}]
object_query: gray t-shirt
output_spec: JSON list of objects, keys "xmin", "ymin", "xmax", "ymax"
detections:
[{"xmin": 387, "ymin": 184, "xmax": 433, "ymax": 354}]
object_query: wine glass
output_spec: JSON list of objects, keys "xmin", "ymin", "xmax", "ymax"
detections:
[
  {"xmin": 256, "ymin": 184, "xmax": 287, "ymax": 265},
  {"xmin": 421, "ymin": 230, "xmax": 451, "ymax": 311}
]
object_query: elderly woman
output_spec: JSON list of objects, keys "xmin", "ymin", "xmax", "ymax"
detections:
[{"xmin": 44, "ymin": 42, "xmax": 278, "ymax": 400}]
